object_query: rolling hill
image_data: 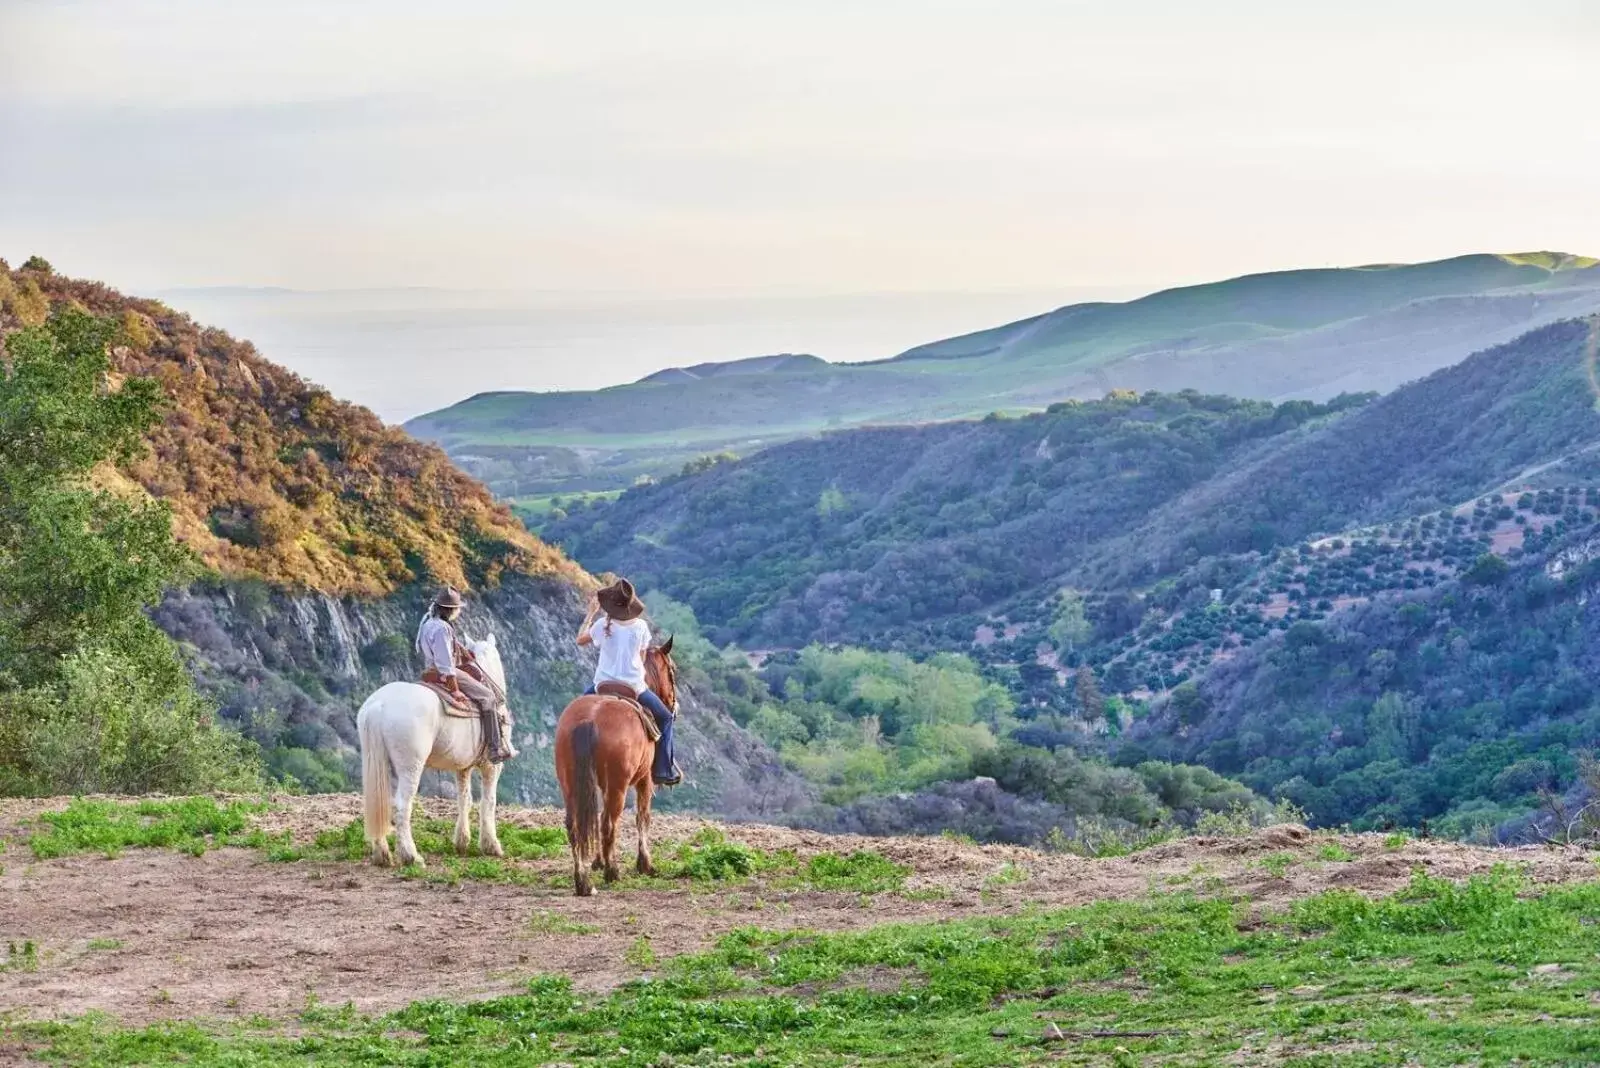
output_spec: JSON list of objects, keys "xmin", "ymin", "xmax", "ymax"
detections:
[{"xmin": 408, "ymin": 252, "xmax": 1600, "ymax": 495}]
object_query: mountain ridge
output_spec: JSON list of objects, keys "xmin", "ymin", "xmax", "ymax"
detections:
[{"xmin": 408, "ymin": 251, "xmax": 1600, "ymax": 496}]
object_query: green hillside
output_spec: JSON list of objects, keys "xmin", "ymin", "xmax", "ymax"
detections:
[{"xmin": 409, "ymin": 252, "xmax": 1600, "ymax": 495}]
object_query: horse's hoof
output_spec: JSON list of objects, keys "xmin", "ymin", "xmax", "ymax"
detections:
[
  {"xmin": 482, "ymin": 841, "xmax": 505, "ymax": 858},
  {"xmin": 574, "ymin": 878, "xmax": 594, "ymax": 898},
  {"xmin": 637, "ymin": 859, "xmax": 656, "ymax": 877},
  {"xmin": 454, "ymin": 838, "xmax": 471, "ymax": 856},
  {"xmin": 603, "ymin": 866, "xmax": 621, "ymax": 884},
  {"xmin": 592, "ymin": 857, "xmax": 604, "ymax": 871}
]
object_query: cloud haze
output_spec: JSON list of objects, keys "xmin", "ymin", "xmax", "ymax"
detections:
[{"xmin": 4, "ymin": 1, "xmax": 1597, "ymax": 296}]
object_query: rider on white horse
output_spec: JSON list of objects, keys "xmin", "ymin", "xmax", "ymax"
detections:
[{"xmin": 417, "ymin": 586, "xmax": 515, "ymax": 762}]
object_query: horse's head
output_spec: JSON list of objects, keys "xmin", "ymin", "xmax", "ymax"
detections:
[
  {"xmin": 466, "ymin": 633, "xmax": 508, "ymax": 695},
  {"xmin": 644, "ymin": 635, "xmax": 679, "ymax": 714}
]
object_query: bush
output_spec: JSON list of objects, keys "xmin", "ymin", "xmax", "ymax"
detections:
[{"xmin": 2, "ymin": 645, "xmax": 260, "ymax": 796}]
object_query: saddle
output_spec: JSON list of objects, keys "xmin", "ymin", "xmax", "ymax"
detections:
[
  {"xmin": 593, "ymin": 682, "xmax": 662, "ymax": 742},
  {"xmin": 420, "ymin": 669, "xmax": 476, "ymax": 717}
]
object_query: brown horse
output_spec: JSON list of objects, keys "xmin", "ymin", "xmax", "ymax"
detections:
[{"xmin": 554, "ymin": 637, "xmax": 678, "ymax": 896}]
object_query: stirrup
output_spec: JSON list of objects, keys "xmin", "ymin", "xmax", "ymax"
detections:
[{"xmin": 653, "ymin": 763, "xmax": 682, "ymax": 787}]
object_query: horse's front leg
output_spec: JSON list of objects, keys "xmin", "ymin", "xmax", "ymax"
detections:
[
  {"xmin": 478, "ymin": 760, "xmax": 504, "ymax": 858},
  {"xmin": 453, "ymin": 770, "xmax": 473, "ymax": 855}
]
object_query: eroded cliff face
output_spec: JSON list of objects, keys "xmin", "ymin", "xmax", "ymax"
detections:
[{"xmin": 153, "ymin": 577, "xmax": 811, "ymax": 817}]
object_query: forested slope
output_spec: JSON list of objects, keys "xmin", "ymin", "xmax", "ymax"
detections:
[
  {"xmin": 548, "ymin": 319, "xmax": 1600, "ymax": 652},
  {"xmin": 545, "ymin": 391, "xmax": 1373, "ymax": 648},
  {"xmin": 1125, "ymin": 518, "xmax": 1600, "ymax": 835}
]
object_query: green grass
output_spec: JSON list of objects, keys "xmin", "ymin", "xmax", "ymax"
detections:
[
  {"xmin": 527, "ymin": 911, "xmax": 599, "ymax": 936},
  {"xmin": 22, "ymin": 869, "xmax": 1600, "ymax": 1065},
  {"xmin": 3, "ymin": 941, "xmax": 37, "ymax": 973},
  {"xmin": 24, "ymin": 797, "xmax": 269, "ymax": 859},
  {"xmin": 15, "ymin": 804, "xmax": 905, "ymax": 899},
  {"xmin": 1317, "ymin": 841, "xmax": 1356, "ymax": 862}
]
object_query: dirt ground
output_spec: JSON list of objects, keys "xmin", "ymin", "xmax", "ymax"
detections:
[{"xmin": 1, "ymin": 794, "xmax": 1596, "ymax": 1026}]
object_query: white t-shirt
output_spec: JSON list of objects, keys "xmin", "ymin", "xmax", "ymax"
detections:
[{"xmin": 590, "ymin": 617, "xmax": 650, "ymax": 693}]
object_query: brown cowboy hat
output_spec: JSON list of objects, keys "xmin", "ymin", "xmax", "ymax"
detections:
[
  {"xmin": 432, "ymin": 586, "xmax": 464, "ymax": 610},
  {"xmin": 596, "ymin": 578, "xmax": 645, "ymax": 622}
]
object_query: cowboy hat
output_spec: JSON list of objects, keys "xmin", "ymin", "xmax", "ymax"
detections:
[
  {"xmin": 596, "ymin": 578, "xmax": 645, "ymax": 621},
  {"xmin": 432, "ymin": 586, "xmax": 464, "ymax": 610}
]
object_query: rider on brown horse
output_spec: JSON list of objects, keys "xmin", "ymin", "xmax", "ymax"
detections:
[
  {"xmin": 576, "ymin": 578, "xmax": 680, "ymax": 786},
  {"xmin": 417, "ymin": 586, "xmax": 515, "ymax": 763}
]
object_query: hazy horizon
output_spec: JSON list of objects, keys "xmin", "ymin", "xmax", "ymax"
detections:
[{"xmin": 155, "ymin": 283, "xmax": 1149, "ymax": 421}]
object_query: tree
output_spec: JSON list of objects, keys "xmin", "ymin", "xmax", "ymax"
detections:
[
  {"xmin": 1464, "ymin": 552, "xmax": 1509, "ymax": 586},
  {"xmin": 1074, "ymin": 665, "xmax": 1105, "ymax": 722},
  {"xmin": 0, "ymin": 308, "xmax": 260, "ymax": 794},
  {"xmin": 1047, "ymin": 589, "xmax": 1091, "ymax": 658}
]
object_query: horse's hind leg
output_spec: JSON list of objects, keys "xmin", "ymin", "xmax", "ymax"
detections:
[
  {"xmin": 478, "ymin": 760, "xmax": 504, "ymax": 858},
  {"xmin": 601, "ymin": 785, "xmax": 626, "ymax": 884},
  {"xmin": 635, "ymin": 779, "xmax": 656, "ymax": 876},
  {"xmin": 392, "ymin": 757, "xmax": 427, "ymax": 869},
  {"xmin": 453, "ymin": 770, "xmax": 473, "ymax": 855}
]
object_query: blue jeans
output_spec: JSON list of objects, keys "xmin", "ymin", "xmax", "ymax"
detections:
[{"xmin": 585, "ymin": 686, "xmax": 676, "ymax": 781}]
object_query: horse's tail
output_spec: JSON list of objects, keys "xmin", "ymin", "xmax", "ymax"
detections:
[
  {"xmin": 358, "ymin": 699, "xmax": 393, "ymax": 861},
  {"xmin": 568, "ymin": 720, "xmax": 603, "ymax": 865}
]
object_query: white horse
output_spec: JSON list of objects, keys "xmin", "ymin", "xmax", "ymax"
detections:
[{"xmin": 357, "ymin": 634, "xmax": 513, "ymax": 868}]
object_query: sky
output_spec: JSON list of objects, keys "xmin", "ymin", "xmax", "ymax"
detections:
[{"xmin": 3, "ymin": 1, "xmax": 1598, "ymax": 414}]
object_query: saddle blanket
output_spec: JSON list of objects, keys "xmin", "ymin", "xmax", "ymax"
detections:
[
  {"xmin": 419, "ymin": 680, "xmax": 478, "ymax": 718},
  {"xmin": 592, "ymin": 685, "xmax": 662, "ymax": 742}
]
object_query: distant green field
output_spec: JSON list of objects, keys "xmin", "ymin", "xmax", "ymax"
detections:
[{"xmin": 510, "ymin": 490, "xmax": 623, "ymax": 531}]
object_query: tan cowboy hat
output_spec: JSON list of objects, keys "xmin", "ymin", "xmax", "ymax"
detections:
[{"xmin": 596, "ymin": 578, "xmax": 645, "ymax": 621}]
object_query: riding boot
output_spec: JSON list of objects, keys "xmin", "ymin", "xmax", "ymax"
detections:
[{"xmin": 479, "ymin": 705, "xmax": 511, "ymax": 763}]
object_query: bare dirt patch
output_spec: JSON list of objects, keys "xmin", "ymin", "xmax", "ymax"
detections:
[{"xmin": 1, "ymin": 797, "xmax": 1596, "ymax": 1026}]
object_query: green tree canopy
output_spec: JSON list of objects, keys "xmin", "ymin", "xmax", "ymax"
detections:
[{"xmin": 0, "ymin": 308, "xmax": 260, "ymax": 794}]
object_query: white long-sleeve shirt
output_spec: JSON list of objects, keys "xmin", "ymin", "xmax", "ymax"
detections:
[{"xmin": 416, "ymin": 615, "xmax": 460, "ymax": 677}]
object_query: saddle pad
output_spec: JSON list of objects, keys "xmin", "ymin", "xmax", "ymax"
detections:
[
  {"xmin": 594, "ymin": 694, "xmax": 661, "ymax": 742},
  {"xmin": 421, "ymin": 680, "xmax": 478, "ymax": 718}
]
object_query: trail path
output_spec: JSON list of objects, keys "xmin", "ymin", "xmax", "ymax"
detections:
[{"xmin": 1, "ymin": 795, "xmax": 1594, "ymax": 1027}]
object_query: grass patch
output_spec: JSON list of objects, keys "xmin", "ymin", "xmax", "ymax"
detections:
[
  {"xmin": 982, "ymin": 861, "xmax": 1030, "ymax": 891},
  {"xmin": 3, "ymin": 941, "xmax": 37, "ymax": 973},
  {"xmin": 265, "ymin": 818, "xmax": 569, "ymax": 885},
  {"xmin": 85, "ymin": 938, "xmax": 123, "ymax": 952},
  {"xmin": 1257, "ymin": 851, "xmax": 1299, "ymax": 878},
  {"xmin": 1317, "ymin": 841, "xmax": 1356, "ymax": 862},
  {"xmin": 624, "ymin": 935, "xmax": 658, "ymax": 969},
  {"xmin": 22, "ymin": 869, "xmax": 1600, "ymax": 1065},
  {"xmin": 526, "ymin": 911, "xmax": 598, "ymax": 936},
  {"xmin": 25, "ymin": 797, "xmax": 268, "ymax": 859},
  {"xmin": 794, "ymin": 851, "xmax": 909, "ymax": 894}
]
